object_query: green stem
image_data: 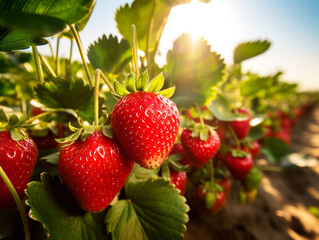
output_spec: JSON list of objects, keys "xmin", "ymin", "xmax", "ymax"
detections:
[
  {"xmin": 55, "ymin": 37, "xmax": 60, "ymax": 75},
  {"xmin": 39, "ymin": 55, "xmax": 57, "ymax": 78},
  {"xmin": 95, "ymin": 69, "xmax": 120, "ymax": 97},
  {"xmin": 146, "ymin": 2, "xmax": 156, "ymax": 77},
  {"xmin": 32, "ymin": 46, "xmax": 44, "ymax": 84},
  {"xmin": 227, "ymin": 123, "xmax": 240, "ymax": 148},
  {"xmin": 195, "ymin": 103, "xmax": 205, "ymax": 129},
  {"xmin": 68, "ymin": 39, "xmax": 74, "ymax": 78},
  {"xmin": 209, "ymin": 159, "xmax": 214, "ymax": 185},
  {"xmin": 69, "ymin": 24, "xmax": 92, "ymax": 88},
  {"xmin": 131, "ymin": 25, "xmax": 140, "ymax": 78},
  {"xmin": 25, "ymin": 109, "xmax": 77, "ymax": 125},
  {"xmin": 48, "ymin": 41, "xmax": 55, "ymax": 61},
  {"xmin": 94, "ymin": 71, "xmax": 100, "ymax": 125},
  {"xmin": 256, "ymin": 165, "xmax": 283, "ymax": 172},
  {"xmin": 0, "ymin": 166, "xmax": 30, "ymax": 240}
]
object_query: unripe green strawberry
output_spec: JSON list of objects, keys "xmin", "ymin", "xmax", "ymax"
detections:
[
  {"xmin": 111, "ymin": 92, "xmax": 180, "ymax": 169},
  {"xmin": 0, "ymin": 131, "xmax": 38, "ymax": 209},
  {"xmin": 58, "ymin": 131, "xmax": 134, "ymax": 212}
]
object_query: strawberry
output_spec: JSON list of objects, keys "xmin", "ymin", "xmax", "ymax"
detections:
[
  {"xmin": 169, "ymin": 168, "xmax": 187, "ymax": 195},
  {"xmin": 111, "ymin": 91, "xmax": 180, "ymax": 169},
  {"xmin": 58, "ymin": 131, "xmax": 134, "ymax": 212},
  {"xmin": 0, "ymin": 131, "xmax": 38, "ymax": 209},
  {"xmin": 242, "ymin": 167, "xmax": 262, "ymax": 192},
  {"xmin": 210, "ymin": 191, "xmax": 226, "ymax": 214},
  {"xmin": 230, "ymin": 108, "xmax": 251, "ymax": 139},
  {"xmin": 217, "ymin": 178, "xmax": 231, "ymax": 196},
  {"xmin": 241, "ymin": 142, "xmax": 260, "ymax": 159},
  {"xmin": 225, "ymin": 151, "xmax": 253, "ymax": 180},
  {"xmin": 196, "ymin": 186, "xmax": 226, "ymax": 214},
  {"xmin": 181, "ymin": 128, "xmax": 220, "ymax": 169},
  {"xmin": 170, "ymin": 143, "xmax": 193, "ymax": 169},
  {"xmin": 248, "ymin": 142, "xmax": 260, "ymax": 159}
]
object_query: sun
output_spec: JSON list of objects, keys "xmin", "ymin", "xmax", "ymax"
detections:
[{"xmin": 159, "ymin": 0, "xmax": 238, "ymax": 64}]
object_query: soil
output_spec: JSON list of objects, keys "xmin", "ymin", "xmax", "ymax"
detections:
[{"xmin": 185, "ymin": 104, "xmax": 319, "ymax": 240}]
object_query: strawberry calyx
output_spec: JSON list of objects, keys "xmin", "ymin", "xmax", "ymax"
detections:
[
  {"xmin": 56, "ymin": 117, "xmax": 113, "ymax": 147},
  {"xmin": 0, "ymin": 108, "xmax": 35, "ymax": 141},
  {"xmin": 198, "ymin": 181, "xmax": 223, "ymax": 209},
  {"xmin": 160, "ymin": 153, "xmax": 190, "ymax": 179},
  {"xmin": 230, "ymin": 148, "xmax": 252, "ymax": 158},
  {"xmin": 112, "ymin": 69, "xmax": 175, "ymax": 99}
]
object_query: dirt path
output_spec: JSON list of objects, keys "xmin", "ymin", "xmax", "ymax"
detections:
[{"xmin": 185, "ymin": 104, "xmax": 319, "ymax": 240}]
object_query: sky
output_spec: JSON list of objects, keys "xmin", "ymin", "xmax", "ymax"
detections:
[{"xmin": 39, "ymin": 0, "xmax": 319, "ymax": 91}]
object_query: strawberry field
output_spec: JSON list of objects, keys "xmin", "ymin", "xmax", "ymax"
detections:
[{"xmin": 0, "ymin": 0, "xmax": 319, "ymax": 240}]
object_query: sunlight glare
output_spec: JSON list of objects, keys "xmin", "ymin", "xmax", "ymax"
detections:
[{"xmin": 159, "ymin": 0, "xmax": 239, "ymax": 65}]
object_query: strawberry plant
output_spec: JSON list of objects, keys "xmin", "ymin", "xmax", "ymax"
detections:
[{"xmin": 0, "ymin": 0, "xmax": 318, "ymax": 239}]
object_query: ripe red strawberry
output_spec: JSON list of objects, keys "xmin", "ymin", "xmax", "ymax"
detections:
[
  {"xmin": 225, "ymin": 151, "xmax": 253, "ymax": 180},
  {"xmin": 181, "ymin": 128, "xmax": 220, "ymax": 169},
  {"xmin": 169, "ymin": 168, "xmax": 187, "ymax": 195},
  {"xmin": 230, "ymin": 108, "xmax": 251, "ymax": 139},
  {"xmin": 217, "ymin": 178, "xmax": 231, "ymax": 196},
  {"xmin": 241, "ymin": 142, "xmax": 260, "ymax": 159},
  {"xmin": 0, "ymin": 131, "xmax": 38, "ymax": 209},
  {"xmin": 111, "ymin": 91, "xmax": 180, "ymax": 169},
  {"xmin": 58, "ymin": 131, "xmax": 134, "ymax": 212},
  {"xmin": 210, "ymin": 191, "xmax": 226, "ymax": 214},
  {"xmin": 196, "ymin": 187, "xmax": 226, "ymax": 214},
  {"xmin": 170, "ymin": 143, "xmax": 193, "ymax": 169}
]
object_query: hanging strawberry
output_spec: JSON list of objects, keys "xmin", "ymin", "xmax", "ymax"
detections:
[
  {"xmin": 181, "ymin": 110, "xmax": 220, "ymax": 169},
  {"xmin": 230, "ymin": 108, "xmax": 251, "ymax": 140},
  {"xmin": 0, "ymin": 109, "xmax": 38, "ymax": 209},
  {"xmin": 111, "ymin": 71, "xmax": 180, "ymax": 170},
  {"xmin": 56, "ymin": 73, "xmax": 135, "ymax": 212}
]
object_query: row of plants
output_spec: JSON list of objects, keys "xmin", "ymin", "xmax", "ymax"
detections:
[{"xmin": 0, "ymin": 0, "xmax": 318, "ymax": 239}]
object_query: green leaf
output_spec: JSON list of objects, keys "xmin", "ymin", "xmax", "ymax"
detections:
[
  {"xmin": 240, "ymin": 77, "xmax": 273, "ymax": 97},
  {"xmin": 61, "ymin": 3, "xmax": 95, "ymax": 39},
  {"xmin": 0, "ymin": 29, "xmax": 48, "ymax": 52},
  {"xmin": 87, "ymin": 35, "xmax": 132, "ymax": 75},
  {"xmin": 9, "ymin": 128, "xmax": 25, "ymax": 141},
  {"xmin": 261, "ymin": 137, "xmax": 290, "ymax": 163},
  {"xmin": 41, "ymin": 151, "xmax": 60, "ymax": 165},
  {"xmin": 125, "ymin": 73, "xmax": 136, "ymax": 92},
  {"xmin": 106, "ymin": 178, "xmax": 189, "ymax": 240},
  {"xmin": 136, "ymin": 69, "xmax": 149, "ymax": 91},
  {"xmin": 56, "ymin": 129, "xmax": 82, "ymax": 145},
  {"xmin": 207, "ymin": 94, "xmax": 245, "ymax": 121},
  {"xmin": 34, "ymin": 78, "xmax": 98, "ymax": 122},
  {"xmin": 199, "ymin": 129, "xmax": 209, "ymax": 141},
  {"xmin": 26, "ymin": 173, "xmax": 109, "ymax": 240},
  {"xmin": 248, "ymin": 125, "xmax": 266, "ymax": 141},
  {"xmin": 81, "ymin": 126, "xmax": 95, "ymax": 141},
  {"xmin": 147, "ymin": 72, "xmax": 164, "ymax": 93},
  {"xmin": 7, "ymin": 114, "xmax": 19, "ymax": 127},
  {"xmin": 158, "ymin": 86, "xmax": 175, "ymax": 98},
  {"xmin": 116, "ymin": 0, "xmax": 191, "ymax": 55},
  {"xmin": 102, "ymin": 126, "xmax": 113, "ymax": 138},
  {"xmin": 0, "ymin": 0, "xmax": 95, "ymax": 51},
  {"xmin": 0, "ymin": 10, "xmax": 67, "ymax": 37},
  {"xmin": 114, "ymin": 81, "xmax": 130, "ymax": 96},
  {"xmin": 234, "ymin": 40, "xmax": 271, "ymax": 64},
  {"xmin": 167, "ymin": 34, "xmax": 225, "ymax": 108},
  {"xmin": 0, "ymin": 109, "xmax": 8, "ymax": 124}
]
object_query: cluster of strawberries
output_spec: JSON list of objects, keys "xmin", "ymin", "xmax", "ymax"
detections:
[
  {"xmin": 0, "ymin": 88, "xmax": 304, "ymax": 215},
  {"xmin": 165, "ymin": 107, "xmax": 263, "ymax": 213}
]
